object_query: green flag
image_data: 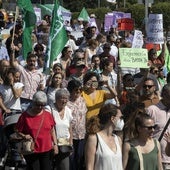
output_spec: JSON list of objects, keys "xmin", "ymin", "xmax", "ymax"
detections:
[
  {"xmin": 78, "ymin": 7, "xmax": 90, "ymax": 22},
  {"xmin": 17, "ymin": 0, "xmax": 36, "ymax": 59},
  {"xmin": 45, "ymin": 0, "xmax": 68, "ymax": 71}
]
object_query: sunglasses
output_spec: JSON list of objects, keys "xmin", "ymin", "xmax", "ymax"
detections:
[
  {"xmin": 34, "ymin": 102, "xmax": 46, "ymax": 107},
  {"xmin": 143, "ymin": 85, "xmax": 154, "ymax": 89},
  {"xmin": 142, "ymin": 125, "xmax": 157, "ymax": 130}
]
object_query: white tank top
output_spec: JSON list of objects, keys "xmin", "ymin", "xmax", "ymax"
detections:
[{"xmin": 94, "ymin": 133, "xmax": 123, "ymax": 170}]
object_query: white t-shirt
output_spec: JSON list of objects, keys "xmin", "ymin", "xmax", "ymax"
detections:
[{"xmin": 0, "ymin": 82, "xmax": 24, "ymax": 111}]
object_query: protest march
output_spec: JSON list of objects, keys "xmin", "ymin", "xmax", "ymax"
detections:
[{"xmin": 0, "ymin": 0, "xmax": 170, "ymax": 170}]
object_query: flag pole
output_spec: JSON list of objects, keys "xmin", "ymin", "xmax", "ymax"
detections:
[{"xmin": 11, "ymin": 6, "xmax": 19, "ymax": 46}]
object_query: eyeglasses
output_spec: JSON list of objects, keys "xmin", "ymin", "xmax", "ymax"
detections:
[
  {"xmin": 143, "ymin": 85, "xmax": 154, "ymax": 89},
  {"xmin": 77, "ymin": 57, "xmax": 85, "ymax": 61},
  {"xmin": 34, "ymin": 103, "xmax": 46, "ymax": 107},
  {"xmin": 141, "ymin": 125, "xmax": 157, "ymax": 130}
]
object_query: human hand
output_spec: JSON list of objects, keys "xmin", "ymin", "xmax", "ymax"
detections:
[
  {"xmin": 164, "ymin": 132, "xmax": 170, "ymax": 143},
  {"xmin": 53, "ymin": 145, "xmax": 59, "ymax": 155},
  {"xmin": 4, "ymin": 109, "xmax": 11, "ymax": 114},
  {"xmin": 25, "ymin": 134, "xmax": 33, "ymax": 140}
]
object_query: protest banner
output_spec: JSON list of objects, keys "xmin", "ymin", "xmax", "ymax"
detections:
[
  {"xmin": 117, "ymin": 18, "xmax": 134, "ymax": 31},
  {"xmin": 147, "ymin": 14, "xmax": 164, "ymax": 44},
  {"xmin": 112, "ymin": 11, "xmax": 124, "ymax": 28},
  {"xmin": 89, "ymin": 18, "xmax": 98, "ymax": 31},
  {"xmin": 145, "ymin": 43, "xmax": 160, "ymax": 51},
  {"xmin": 119, "ymin": 48, "xmax": 149, "ymax": 68},
  {"xmin": 132, "ymin": 30, "xmax": 144, "ymax": 48},
  {"xmin": 124, "ymin": 13, "xmax": 131, "ymax": 18},
  {"xmin": 34, "ymin": 7, "xmax": 41, "ymax": 24},
  {"xmin": 104, "ymin": 14, "xmax": 114, "ymax": 32}
]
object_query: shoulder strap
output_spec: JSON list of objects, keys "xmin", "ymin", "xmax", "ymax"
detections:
[
  {"xmin": 50, "ymin": 106, "xmax": 57, "ymax": 134},
  {"xmin": 158, "ymin": 116, "xmax": 170, "ymax": 141},
  {"xmin": 135, "ymin": 146, "xmax": 144, "ymax": 170},
  {"xmin": 34, "ymin": 112, "xmax": 45, "ymax": 142},
  {"xmin": 96, "ymin": 133, "xmax": 99, "ymax": 151},
  {"xmin": 155, "ymin": 139, "xmax": 159, "ymax": 150}
]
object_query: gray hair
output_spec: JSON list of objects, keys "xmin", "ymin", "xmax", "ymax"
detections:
[
  {"xmin": 55, "ymin": 88, "xmax": 70, "ymax": 100},
  {"xmin": 32, "ymin": 91, "xmax": 47, "ymax": 104}
]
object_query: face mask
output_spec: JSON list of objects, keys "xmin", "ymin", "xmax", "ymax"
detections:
[{"xmin": 114, "ymin": 119, "xmax": 124, "ymax": 131}]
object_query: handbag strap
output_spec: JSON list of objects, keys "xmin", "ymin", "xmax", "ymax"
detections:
[
  {"xmin": 158, "ymin": 116, "xmax": 170, "ymax": 142},
  {"xmin": 135, "ymin": 145, "xmax": 144, "ymax": 170},
  {"xmin": 34, "ymin": 112, "xmax": 45, "ymax": 142},
  {"xmin": 50, "ymin": 106, "xmax": 56, "ymax": 132}
]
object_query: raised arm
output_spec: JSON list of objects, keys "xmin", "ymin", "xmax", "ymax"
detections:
[
  {"xmin": 104, "ymin": 80, "xmax": 118, "ymax": 100},
  {"xmin": 10, "ymin": 45, "xmax": 18, "ymax": 68}
]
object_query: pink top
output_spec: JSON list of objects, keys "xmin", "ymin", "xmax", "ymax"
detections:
[
  {"xmin": 16, "ymin": 64, "xmax": 44, "ymax": 100},
  {"xmin": 147, "ymin": 101, "xmax": 170, "ymax": 163},
  {"xmin": 16, "ymin": 110, "xmax": 55, "ymax": 153}
]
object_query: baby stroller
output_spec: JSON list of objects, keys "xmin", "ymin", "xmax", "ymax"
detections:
[{"xmin": 2, "ymin": 112, "xmax": 25, "ymax": 170}]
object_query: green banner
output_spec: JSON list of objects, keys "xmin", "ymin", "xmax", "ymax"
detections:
[{"xmin": 119, "ymin": 48, "xmax": 149, "ymax": 68}]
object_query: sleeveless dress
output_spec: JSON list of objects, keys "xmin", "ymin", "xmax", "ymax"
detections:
[
  {"xmin": 94, "ymin": 133, "xmax": 123, "ymax": 170},
  {"xmin": 126, "ymin": 140, "xmax": 159, "ymax": 170}
]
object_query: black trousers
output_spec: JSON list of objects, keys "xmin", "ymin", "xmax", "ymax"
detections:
[{"xmin": 24, "ymin": 150, "xmax": 52, "ymax": 170}]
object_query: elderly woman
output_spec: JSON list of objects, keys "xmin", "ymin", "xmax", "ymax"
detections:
[
  {"xmin": 15, "ymin": 91, "xmax": 58, "ymax": 170},
  {"xmin": 50, "ymin": 88, "xmax": 73, "ymax": 170},
  {"xmin": 82, "ymin": 71, "xmax": 117, "ymax": 120},
  {"xmin": 67, "ymin": 79, "xmax": 87, "ymax": 170}
]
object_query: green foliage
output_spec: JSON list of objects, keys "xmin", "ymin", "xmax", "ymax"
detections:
[
  {"xmin": 72, "ymin": 7, "xmax": 112, "ymax": 21},
  {"xmin": 151, "ymin": 2, "xmax": 170, "ymax": 30},
  {"xmin": 126, "ymin": 4, "xmax": 145, "ymax": 29},
  {"xmin": 71, "ymin": 1, "xmax": 170, "ymax": 32}
]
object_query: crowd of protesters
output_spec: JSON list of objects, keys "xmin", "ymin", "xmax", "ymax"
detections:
[{"xmin": 1, "ymin": 7, "xmax": 170, "ymax": 170}]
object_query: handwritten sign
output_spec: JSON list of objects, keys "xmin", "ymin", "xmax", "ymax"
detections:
[
  {"xmin": 147, "ymin": 14, "xmax": 164, "ymax": 44},
  {"xmin": 117, "ymin": 18, "xmax": 134, "ymax": 31},
  {"xmin": 119, "ymin": 48, "xmax": 149, "ymax": 68},
  {"xmin": 132, "ymin": 30, "xmax": 144, "ymax": 48}
]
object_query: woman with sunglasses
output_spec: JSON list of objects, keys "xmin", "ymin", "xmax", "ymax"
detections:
[
  {"xmin": 16, "ymin": 91, "xmax": 58, "ymax": 170},
  {"xmin": 82, "ymin": 71, "xmax": 117, "ymax": 120},
  {"xmin": 123, "ymin": 113, "xmax": 163, "ymax": 170},
  {"xmin": 67, "ymin": 79, "xmax": 87, "ymax": 170},
  {"xmin": 85, "ymin": 103, "xmax": 124, "ymax": 170}
]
